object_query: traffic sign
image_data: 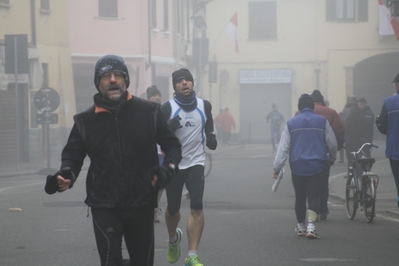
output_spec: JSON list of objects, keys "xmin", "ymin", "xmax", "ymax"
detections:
[
  {"xmin": 36, "ymin": 112, "xmax": 58, "ymax": 124},
  {"xmin": 34, "ymin": 87, "xmax": 60, "ymax": 113}
]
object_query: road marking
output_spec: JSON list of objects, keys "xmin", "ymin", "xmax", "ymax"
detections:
[
  {"xmin": 0, "ymin": 182, "xmax": 43, "ymax": 193},
  {"xmin": 220, "ymin": 211, "xmax": 241, "ymax": 214},
  {"xmin": 54, "ymin": 229, "xmax": 71, "ymax": 232},
  {"xmin": 300, "ymin": 258, "xmax": 358, "ymax": 262}
]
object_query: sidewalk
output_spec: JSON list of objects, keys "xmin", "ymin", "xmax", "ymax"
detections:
[{"xmin": 328, "ymin": 141, "xmax": 399, "ymax": 220}]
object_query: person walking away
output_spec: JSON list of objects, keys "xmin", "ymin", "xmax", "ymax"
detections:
[
  {"xmin": 220, "ymin": 107, "xmax": 235, "ymax": 145},
  {"xmin": 266, "ymin": 103, "xmax": 284, "ymax": 152},
  {"xmin": 295, "ymin": 90, "xmax": 344, "ymax": 221},
  {"xmin": 161, "ymin": 68, "xmax": 217, "ymax": 266},
  {"xmin": 273, "ymin": 94, "xmax": 337, "ymax": 239},
  {"xmin": 376, "ymin": 73, "xmax": 399, "ymax": 208},
  {"xmin": 147, "ymin": 85, "xmax": 165, "ymax": 223},
  {"xmin": 338, "ymin": 110, "xmax": 346, "ymax": 163},
  {"xmin": 44, "ymin": 55, "xmax": 182, "ymax": 266},
  {"xmin": 340, "ymin": 95, "xmax": 364, "ymax": 174},
  {"xmin": 213, "ymin": 109, "xmax": 224, "ymax": 142},
  {"xmin": 357, "ymin": 97, "xmax": 375, "ymax": 157}
]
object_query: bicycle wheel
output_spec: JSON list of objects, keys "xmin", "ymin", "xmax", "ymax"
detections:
[
  {"xmin": 204, "ymin": 152, "xmax": 212, "ymax": 178},
  {"xmin": 362, "ymin": 176, "xmax": 376, "ymax": 223},
  {"xmin": 345, "ymin": 176, "xmax": 358, "ymax": 219}
]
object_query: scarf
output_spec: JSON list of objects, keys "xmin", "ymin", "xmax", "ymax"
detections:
[
  {"xmin": 93, "ymin": 92, "xmax": 127, "ymax": 113},
  {"xmin": 174, "ymin": 91, "xmax": 197, "ymax": 111}
]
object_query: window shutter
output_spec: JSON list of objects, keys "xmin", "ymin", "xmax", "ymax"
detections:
[
  {"xmin": 357, "ymin": 0, "xmax": 368, "ymax": 21},
  {"xmin": 326, "ymin": 0, "xmax": 336, "ymax": 22}
]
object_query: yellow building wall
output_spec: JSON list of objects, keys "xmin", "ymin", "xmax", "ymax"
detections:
[{"xmin": 204, "ymin": 0, "xmax": 399, "ymax": 130}]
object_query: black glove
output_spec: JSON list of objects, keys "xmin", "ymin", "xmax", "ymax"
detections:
[
  {"xmin": 44, "ymin": 167, "xmax": 76, "ymax": 195},
  {"xmin": 206, "ymin": 133, "xmax": 217, "ymax": 150},
  {"xmin": 168, "ymin": 116, "xmax": 182, "ymax": 132},
  {"xmin": 156, "ymin": 163, "xmax": 176, "ymax": 189}
]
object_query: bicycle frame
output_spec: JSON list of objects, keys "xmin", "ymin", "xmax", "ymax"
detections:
[
  {"xmin": 347, "ymin": 142, "xmax": 378, "ymax": 193},
  {"xmin": 345, "ymin": 142, "xmax": 379, "ymax": 222}
]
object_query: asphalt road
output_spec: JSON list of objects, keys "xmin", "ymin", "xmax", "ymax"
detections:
[{"xmin": 1, "ymin": 144, "xmax": 399, "ymax": 265}]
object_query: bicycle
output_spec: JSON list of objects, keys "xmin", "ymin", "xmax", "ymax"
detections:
[
  {"xmin": 204, "ymin": 151, "xmax": 212, "ymax": 178},
  {"xmin": 345, "ymin": 142, "xmax": 379, "ymax": 223}
]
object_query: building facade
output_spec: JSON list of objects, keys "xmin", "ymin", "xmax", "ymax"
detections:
[
  {"xmin": 202, "ymin": 0, "xmax": 399, "ymax": 143},
  {"xmin": 0, "ymin": 0, "xmax": 75, "ymax": 168}
]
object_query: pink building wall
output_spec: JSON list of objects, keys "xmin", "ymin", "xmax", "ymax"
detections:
[{"xmin": 67, "ymin": 0, "xmax": 175, "ymax": 98}]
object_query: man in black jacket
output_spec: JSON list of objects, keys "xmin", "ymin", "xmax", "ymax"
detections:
[
  {"xmin": 341, "ymin": 95, "xmax": 364, "ymax": 170},
  {"xmin": 45, "ymin": 55, "xmax": 182, "ymax": 266},
  {"xmin": 357, "ymin": 97, "xmax": 375, "ymax": 157}
]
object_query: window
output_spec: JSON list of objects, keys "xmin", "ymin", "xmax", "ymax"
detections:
[
  {"xmin": 248, "ymin": 1, "xmax": 277, "ymax": 39},
  {"xmin": 163, "ymin": 0, "xmax": 169, "ymax": 30},
  {"xmin": 41, "ymin": 0, "xmax": 50, "ymax": 10},
  {"xmin": 99, "ymin": 0, "xmax": 118, "ymax": 18},
  {"xmin": 150, "ymin": 0, "xmax": 157, "ymax": 28},
  {"xmin": 326, "ymin": 0, "xmax": 368, "ymax": 22}
]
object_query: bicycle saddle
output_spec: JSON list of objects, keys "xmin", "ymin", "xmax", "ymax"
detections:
[{"xmin": 357, "ymin": 158, "xmax": 375, "ymax": 165}]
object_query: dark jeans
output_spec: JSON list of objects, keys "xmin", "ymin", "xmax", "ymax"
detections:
[
  {"xmin": 291, "ymin": 170, "xmax": 323, "ymax": 223},
  {"xmin": 319, "ymin": 165, "xmax": 331, "ymax": 215},
  {"xmin": 389, "ymin": 159, "xmax": 399, "ymax": 198},
  {"xmin": 91, "ymin": 207, "xmax": 154, "ymax": 266}
]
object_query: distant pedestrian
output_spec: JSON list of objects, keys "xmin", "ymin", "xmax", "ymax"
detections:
[
  {"xmin": 376, "ymin": 73, "xmax": 399, "ymax": 208},
  {"xmin": 273, "ymin": 94, "xmax": 337, "ymax": 239},
  {"xmin": 266, "ymin": 103, "xmax": 284, "ymax": 152},
  {"xmin": 220, "ymin": 107, "xmax": 235, "ymax": 145},
  {"xmin": 340, "ymin": 95, "xmax": 364, "ymax": 171},
  {"xmin": 214, "ymin": 109, "xmax": 224, "ymax": 141},
  {"xmin": 357, "ymin": 97, "xmax": 375, "ymax": 157},
  {"xmin": 147, "ymin": 85, "xmax": 165, "ymax": 223}
]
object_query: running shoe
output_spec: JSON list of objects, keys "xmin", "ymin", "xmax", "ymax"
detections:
[
  {"xmin": 166, "ymin": 228, "xmax": 182, "ymax": 264},
  {"xmin": 295, "ymin": 223, "xmax": 306, "ymax": 237},
  {"xmin": 306, "ymin": 223, "xmax": 320, "ymax": 239},
  {"xmin": 184, "ymin": 255, "xmax": 204, "ymax": 266}
]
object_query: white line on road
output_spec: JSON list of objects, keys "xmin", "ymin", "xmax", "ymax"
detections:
[{"xmin": 0, "ymin": 182, "xmax": 44, "ymax": 193}]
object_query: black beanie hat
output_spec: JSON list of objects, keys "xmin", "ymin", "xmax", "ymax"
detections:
[
  {"xmin": 310, "ymin": 90, "xmax": 325, "ymax": 106},
  {"xmin": 298, "ymin": 93, "xmax": 314, "ymax": 111},
  {"xmin": 94, "ymin": 55, "xmax": 130, "ymax": 90},
  {"xmin": 146, "ymin": 85, "xmax": 161, "ymax": 100},
  {"xmin": 172, "ymin": 68, "xmax": 194, "ymax": 89},
  {"xmin": 392, "ymin": 73, "xmax": 399, "ymax": 84}
]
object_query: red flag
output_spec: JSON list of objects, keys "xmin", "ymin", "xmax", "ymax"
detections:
[{"xmin": 224, "ymin": 12, "xmax": 239, "ymax": 53}]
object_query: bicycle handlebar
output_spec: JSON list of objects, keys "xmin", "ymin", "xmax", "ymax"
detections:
[{"xmin": 351, "ymin": 143, "xmax": 378, "ymax": 156}]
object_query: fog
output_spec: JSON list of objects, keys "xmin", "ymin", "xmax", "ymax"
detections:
[{"xmin": 0, "ymin": 0, "xmax": 398, "ymax": 176}]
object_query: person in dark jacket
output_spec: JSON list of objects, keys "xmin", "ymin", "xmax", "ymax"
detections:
[
  {"xmin": 376, "ymin": 73, "xmax": 399, "ymax": 208},
  {"xmin": 340, "ymin": 95, "xmax": 364, "ymax": 171},
  {"xmin": 295, "ymin": 90, "xmax": 344, "ymax": 221},
  {"xmin": 161, "ymin": 68, "xmax": 217, "ymax": 266},
  {"xmin": 273, "ymin": 94, "xmax": 337, "ymax": 239},
  {"xmin": 357, "ymin": 97, "xmax": 375, "ymax": 157},
  {"xmin": 44, "ymin": 55, "xmax": 182, "ymax": 266},
  {"xmin": 266, "ymin": 103, "xmax": 285, "ymax": 152}
]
